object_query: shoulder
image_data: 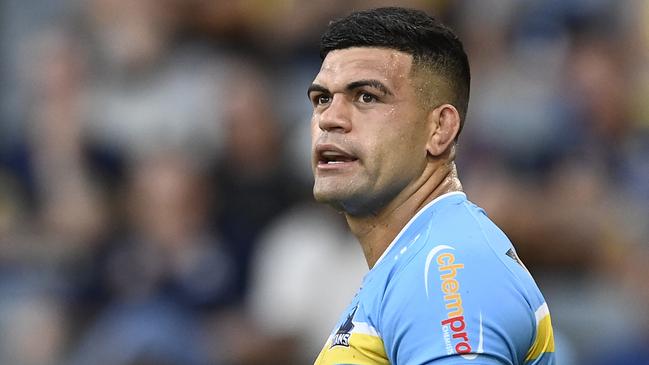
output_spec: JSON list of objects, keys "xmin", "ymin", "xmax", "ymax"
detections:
[{"xmin": 376, "ymin": 198, "xmax": 547, "ymax": 363}]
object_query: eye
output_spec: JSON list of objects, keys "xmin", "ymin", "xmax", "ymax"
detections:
[
  {"xmin": 313, "ymin": 94, "xmax": 331, "ymax": 106},
  {"xmin": 358, "ymin": 92, "xmax": 377, "ymax": 104}
]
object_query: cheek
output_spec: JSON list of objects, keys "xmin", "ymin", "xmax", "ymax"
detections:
[
  {"xmin": 310, "ymin": 115, "xmax": 319, "ymax": 143},
  {"xmin": 382, "ymin": 123, "xmax": 427, "ymax": 170},
  {"xmin": 365, "ymin": 132, "xmax": 407, "ymax": 174}
]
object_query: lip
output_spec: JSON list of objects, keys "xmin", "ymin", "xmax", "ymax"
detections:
[{"xmin": 314, "ymin": 143, "xmax": 359, "ymax": 171}]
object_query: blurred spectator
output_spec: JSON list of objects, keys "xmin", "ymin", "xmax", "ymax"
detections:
[
  {"xmin": 0, "ymin": 273, "xmax": 68, "ymax": 365},
  {"xmin": 67, "ymin": 300, "xmax": 211, "ymax": 365},
  {"xmin": 24, "ymin": 27, "xmax": 109, "ymax": 250},
  {"xmin": 68, "ymin": 153, "xmax": 237, "ymax": 364},
  {"xmin": 80, "ymin": 0, "xmax": 230, "ymax": 165},
  {"xmin": 214, "ymin": 61, "xmax": 307, "ymax": 297},
  {"xmin": 239, "ymin": 204, "xmax": 366, "ymax": 364}
]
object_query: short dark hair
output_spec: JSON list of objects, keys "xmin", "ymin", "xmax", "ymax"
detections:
[{"xmin": 320, "ymin": 7, "xmax": 470, "ymax": 136}]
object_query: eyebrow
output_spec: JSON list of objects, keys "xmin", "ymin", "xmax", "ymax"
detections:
[
  {"xmin": 307, "ymin": 79, "xmax": 394, "ymax": 98},
  {"xmin": 346, "ymin": 79, "xmax": 393, "ymax": 96},
  {"xmin": 307, "ymin": 83, "xmax": 329, "ymax": 97}
]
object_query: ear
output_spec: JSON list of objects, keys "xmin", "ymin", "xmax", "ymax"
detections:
[{"xmin": 425, "ymin": 104, "xmax": 461, "ymax": 156}]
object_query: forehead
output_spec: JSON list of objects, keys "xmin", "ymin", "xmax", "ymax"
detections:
[{"xmin": 314, "ymin": 47, "xmax": 414, "ymax": 88}]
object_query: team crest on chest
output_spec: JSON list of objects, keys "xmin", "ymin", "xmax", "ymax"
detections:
[{"xmin": 330, "ymin": 306, "xmax": 358, "ymax": 348}]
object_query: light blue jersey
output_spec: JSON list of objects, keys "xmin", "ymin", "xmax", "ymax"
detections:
[{"xmin": 315, "ymin": 192, "xmax": 555, "ymax": 365}]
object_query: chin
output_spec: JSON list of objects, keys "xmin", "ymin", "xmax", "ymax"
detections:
[
  {"xmin": 313, "ymin": 185, "xmax": 351, "ymax": 211},
  {"xmin": 313, "ymin": 187, "xmax": 341, "ymax": 205},
  {"xmin": 313, "ymin": 188, "xmax": 370, "ymax": 216}
]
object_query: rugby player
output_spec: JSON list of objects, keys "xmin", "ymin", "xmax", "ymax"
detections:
[{"xmin": 308, "ymin": 7, "xmax": 555, "ymax": 365}]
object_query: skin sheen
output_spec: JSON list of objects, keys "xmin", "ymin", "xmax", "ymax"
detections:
[
  {"xmin": 310, "ymin": 47, "xmax": 429, "ymax": 215},
  {"xmin": 309, "ymin": 47, "xmax": 462, "ymax": 267}
]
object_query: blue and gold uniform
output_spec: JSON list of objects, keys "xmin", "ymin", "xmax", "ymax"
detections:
[{"xmin": 315, "ymin": 192, "xmax": 555, "ymax": 365}]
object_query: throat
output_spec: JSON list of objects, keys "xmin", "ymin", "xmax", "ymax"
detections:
[
  {"xmin": 344, "ymin": 163, "xmax": 463, "ymax": 269},
  {"xmin": 345, "ymin": 212, "xmax": 403, "ymax": 269}
]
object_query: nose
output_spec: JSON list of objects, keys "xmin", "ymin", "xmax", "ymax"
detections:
[{"xmin": 317, "ymin": 95, "xmax": 352, "ymax": 133}]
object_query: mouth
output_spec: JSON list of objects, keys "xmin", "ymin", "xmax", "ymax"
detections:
[{"xmin": 315, "ymin": 144, "xmax": 359, "ymax": 170}]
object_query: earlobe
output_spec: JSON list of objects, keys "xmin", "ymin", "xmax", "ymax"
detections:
[{"xmin": 425, "ymin": 104, "xmax": 461, "ymax": 157}]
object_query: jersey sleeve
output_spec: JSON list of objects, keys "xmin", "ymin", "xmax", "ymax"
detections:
[{"xmin": 378, "ymin": 243, "xmax": 539, "ymax": 365}]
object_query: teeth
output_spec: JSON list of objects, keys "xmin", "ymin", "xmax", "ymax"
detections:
[{"xmin": 328, "ymin": 161, "xmax": 345, "ymax": 164}]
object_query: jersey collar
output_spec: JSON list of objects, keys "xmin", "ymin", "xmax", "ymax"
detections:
[{"xmin": 371, "ymin": 191, "xmax": 467, "ymax": 268}]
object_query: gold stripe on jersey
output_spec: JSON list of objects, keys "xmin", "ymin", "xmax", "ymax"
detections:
[
  {"xmin": 525, "ymin": 303, "xmax": 555, "ymax": 362},
  {"xmin": 314, "ymin": 333, "xmax": 389, "ymax": 365}
]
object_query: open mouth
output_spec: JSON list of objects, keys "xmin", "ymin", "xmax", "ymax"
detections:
[
  {"xmin": 319, "ymin": 150, "xmax": 358, "ymax": 165},
  {"xmin": 316, "ymin": 145, "xmax": 358, "ymax": 168}
]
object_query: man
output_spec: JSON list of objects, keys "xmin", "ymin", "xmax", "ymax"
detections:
[{"xmin": 308, "ymin": 7, "xmax": 555, "ymax": 365}]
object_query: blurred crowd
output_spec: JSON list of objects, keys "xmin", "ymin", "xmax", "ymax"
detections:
[{"xmin": 0, "ymin": 0, "xmax": 648, "ymax": 364}]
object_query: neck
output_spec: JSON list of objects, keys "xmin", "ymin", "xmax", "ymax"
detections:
[{"xmin": 346, "ymin": 161, "xmax": 462, "ymax": 268}]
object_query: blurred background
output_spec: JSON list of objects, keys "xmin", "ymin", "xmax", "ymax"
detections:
[{"xmin": 0, "ymin": 0, "xmax": 648, "ymax": 364}]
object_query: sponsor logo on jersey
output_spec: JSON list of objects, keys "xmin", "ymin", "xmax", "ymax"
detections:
[
  {"xmin": 331, "ymin": 306, "xmax": 357, "ymax": 348},
  {"xmin": 426, "ymin": 245, "xmax": 482, "ymax": 358},
  {"xmin": 436, "ymin": 249, "xmax": 472, "ymax": 355}
]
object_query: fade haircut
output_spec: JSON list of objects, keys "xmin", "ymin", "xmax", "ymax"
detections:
[{"xmin": 320, "ymin": 7, "xmax": 471, "ymax": 137}]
